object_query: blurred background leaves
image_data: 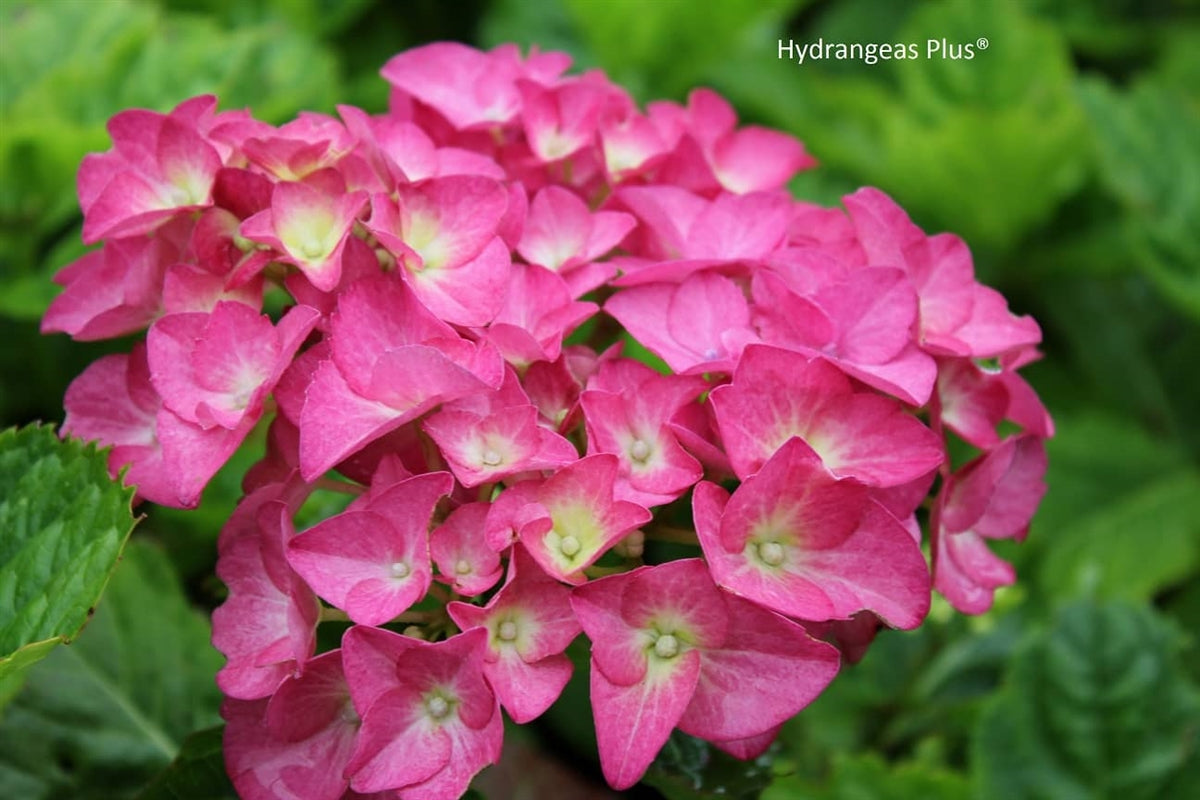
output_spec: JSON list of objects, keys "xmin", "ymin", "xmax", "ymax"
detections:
[{"xmin": 1, "ymin": 0, "xmax": 1198, "ymax": 797}]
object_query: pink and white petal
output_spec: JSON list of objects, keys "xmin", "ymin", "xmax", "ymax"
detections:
[
  {"xmin": 711, "ymin": 126, "xmax": 814, "ymax": 193},
  {"xmin": 398, "ymin": 702, "xmax": 503, "ymax": 800},
  {"xmin": 396, "ymin": 176, "xmax": 508, "ymax": 268},
  {"xmin": 783, "ymin": 501, "xmax": 931, "ymax": 629},
  {"xmin": 590, "ymin": 650, "xmax": 701, "ymax": 791},
  {"xmin": 570, "ymin": 573, "xmax": 648, "ymax": 687},
  {"xmin": 346, "ymin": 687, "xmax": 451, "ymax": 793},
  {"xmin": 517, "ymin": 185, "xmax": 592, "ymax": 271},
  {"xmin": 288, "ymin": 474, "xmax": 446, "ymax": 625},
  {"xmin": 403, "ymin": 236, "xmax": 511, "ymax": 326},
  {"xmin": 620, "ymin": 560, "xmax": 728, "ymax": 649},
  {"xmin": 809, "ymin": 394, "xmax": 944, "ymax": 487},
  {"xmin": 430, "ymin": 503, "xmax": 503, "ymax": 596}
]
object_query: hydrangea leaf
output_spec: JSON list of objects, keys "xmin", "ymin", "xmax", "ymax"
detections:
[
  {"xmin": 564, "ymin": 0, "xmax": 806, "ymax": 101},
  {"xmin": 0, "ymin": 540, "xmax": 223, "ymax": 799},
  {"xmin": 720, "ymin": 0, "xmax": 1087, "ymax": 252},
  {"xmin": 1026, "ymin": 412, "xmax": 1199, "ymax": 600},
  {"xmin": 134, "ymin": 726, "xmax": 237, "ymax": 800},
  {"xmin": 1038, "ymin": 470, "xmax": 1200, "ymax": 601},
  {"xmin": 973, "ymin": 601, "xmax": 1200, "ymax": 800},
  {"xmin": 644, "ymin": 729, "xmax": 776, "ymax": 800},
  {"xmin": 0, "ymin": 424, "xmax": 137, "ymax": 679},
  {"xmin": 763, "ymin": 752, "xmax": 970, "ymax": 800},
  {"xmin": 1079, "ymin": 77, "xmax": 1200, "ymax": 320}
]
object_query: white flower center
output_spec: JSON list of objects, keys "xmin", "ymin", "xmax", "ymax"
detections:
[
  {"xmin": 629, "ymin": 439, "xmax": 651, "ymax": 463},
  {"xmin": 654, "ymin": 634, "xmax": 680, "ymax": 659},
  {"xmin": 454, "ymin": 558, "xmax": 473, "ymax": 575},
  {"xmin": 497, "ymin": 620, "xmax": 519, "ymax": 642},
  {"xmin": 558, "ymin": 534, "xmax": 582, "ymax": 558},
  {"xmin": 390, "ymin": 561, "xmax": 410, "ymax": 579},
  {"xmin": 481, "ymin": 449, "xmax": 503, "ymax": 467},
  {"xmin": 755, "ymin": 541, "xmax": 786, "ymax": 567},
  {"xmin": 426, "ymin": 695, "xmax": 451, "ymax": 720}
]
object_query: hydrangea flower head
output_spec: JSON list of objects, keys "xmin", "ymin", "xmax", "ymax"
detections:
[{"xmin": 46, "ymin": 40, "xmax": 1052, "ymax": 799}]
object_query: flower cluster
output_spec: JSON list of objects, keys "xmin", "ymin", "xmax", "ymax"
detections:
[{"xmin": 46, "ymin": 42, "xmax": 1051, "ymax": 799}]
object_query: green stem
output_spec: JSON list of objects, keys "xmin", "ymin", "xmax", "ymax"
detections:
[
  {"xmin": 319, "ymin": 607, "xmax": 350, "ymax": 623},
  {"xmin": 315, "ymin": 477, "xmax": 364, "ymax": 495}
]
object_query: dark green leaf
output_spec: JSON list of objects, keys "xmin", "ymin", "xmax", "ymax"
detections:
[
  {"xmin": 1079, "ymin": 77, "xmax": 1200, "ymax": 319},
  {"xmin": 973, "ymin": 601, "xmax": 1200, "ymax": 800},
  {"xmin": 765, "ymin": 751, "xmax": 970, "ymax": 800},
  {"xmin": 0, "ymin": 424, "xmax": 137, "ymax": 679},
  {"xmin": 645, "ymin": 729, "xmax": 776, "ymax": 800},
  {"xmin": 134, "ymin": 726, "xmax": 236, "ymax": 800}
]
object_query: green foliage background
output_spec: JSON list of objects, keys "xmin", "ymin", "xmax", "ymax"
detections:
[{"xmin": 1, "ymin": 0, "xmax": 1198, "ymax": 797}]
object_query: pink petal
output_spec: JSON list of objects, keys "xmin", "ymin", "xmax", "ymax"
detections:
[
  {"xmin": 590, "ymin": 651, "xmax": 700, "ymax": 790},
  {"xmin": 679, "ymin": 592, "xmax": 839, "ymax": 741}
]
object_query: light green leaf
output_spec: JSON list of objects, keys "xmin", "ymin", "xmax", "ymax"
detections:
[
  {"xmin": 973, "ymin": 601, "xmax": 1200, "ymax": 800},
  {"xmin": 0, "ymin": 540, "xmax": 224, "ymax": 798},
  {"xmin": 1029, "ymin": 411, "xmax": 1187, "ymax": 546},
  {"xmin": 0, "ymin": 424, "xmax": 137, "ymax": 679},
  {"xmin": 565, "ymin": 0, "xmax": 806, "ymax": 102},
  {"xmin": 1039, "ymin": 470, "xmax": 1200, "ymax": 601}
]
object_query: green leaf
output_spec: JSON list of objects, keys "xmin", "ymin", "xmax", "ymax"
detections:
[
  {"xmin": 0, "ymin": 424, "xmax": 137, "ymax": 679},
  {"xmin": 1039, "ymin": 469, "xmax": 1200, "ymax": 601},
  {"xmin": 134, "ymin": 726, "xmax": 236, "ymax": 800},
  {"xmin": 765, "ymin": 751, "xmax": 971, "ymax": 800},
  {"xmin": 0, "ymin": 540, "xmax": 224, "ymax": 798},
  {"xmin": 973, "ymin": 601, "xmax": 1200, "ymax": 800},
  {"xmin": 1028, "ymin": 411, "xmax": 1187, "ymax": 549},
  {"xmin": 644, "ymin": 729, "xmax": 776, "ymax": 800},
  {"xmin": 1079, "ymin": 77, "xmax": 1200, "ymax": 319},
  {"xmin": 721, "ymin": 0, "xmax": 1088, "ymax": 253}
]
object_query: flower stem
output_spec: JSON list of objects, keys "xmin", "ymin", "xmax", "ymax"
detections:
[
  {"xmin": 315, "ymin": 477, "xmax": 364, "ymax": 495},
  {"xmin": 319, "ymin": 606, "xmax": 350, "ymax": 623}
]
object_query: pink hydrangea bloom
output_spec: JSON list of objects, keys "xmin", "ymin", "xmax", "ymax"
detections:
[
  {"xmin": 572, "ymin": 559, "xmax": 839, "ymax": 789},
  {"xmin": 342, "ymin": 626, "xmax": 502, "ymax": 798},
  {"xmin": 693, "ymin": 438, "xmax": 931, "ymax": 630},
  {"xmin": 46, "ymin": 39, "xmax": 1054, "ymax": 798},
  {"xmin": 447, "ymin": 546, "xmax": 580, "ymax": 722}
]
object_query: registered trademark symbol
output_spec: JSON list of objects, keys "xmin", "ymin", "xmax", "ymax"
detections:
[{"xmin": 977, "ymin": 37, "xmax": 990, "ymax": 50}]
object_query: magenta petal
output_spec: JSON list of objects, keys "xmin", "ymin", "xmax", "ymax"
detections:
[
  {"xmin": 347, "ymin": 686, "xmax": 452, "ymax": 792},
  {"xmin": 679, "ymin": 593, "xmax": 839, "ymax": 741},
  {"xmin": 298, "ymin": 359, "xmax": 407, "ymax": 480},
  {"xmin": 620, "ymin": 560, "xmax": 728, "ymax": 649},
  {"xmin": 942, "ymin": 435, "xmax": 1047, "ymax": 540},
  {"xmin": 934, "ymin": 528, "xmax": 1014, "ymax": 615},
  {"xmin": 482, "ymin": 651, "xmax": 573, "ymax": 723},
  {"xmin": 710, "ymin": 726, "xmax": 783, "ymax": 760},
  {"xmin": 590, "ymin": 650, "xmax": 700, "ymax": 790},
  {"xmin": 570, "ymin": 572, "xmax": 647, "ymax": 687}
]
